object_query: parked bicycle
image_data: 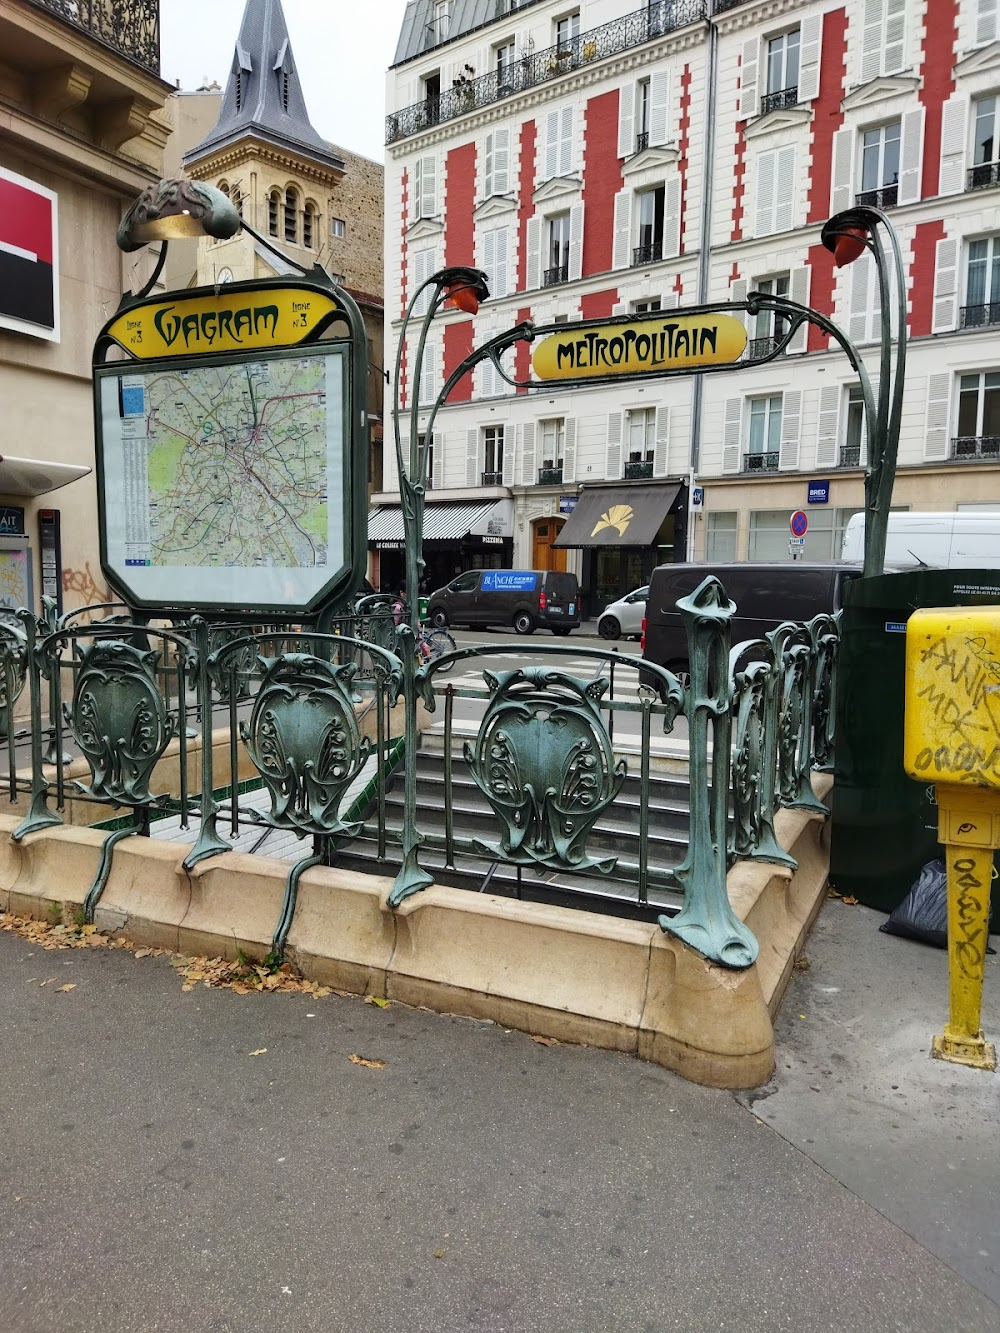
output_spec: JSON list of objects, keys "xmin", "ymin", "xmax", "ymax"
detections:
[{"xmin": 415, "ymin": 621, "xmax": 457, "ymax": 672}]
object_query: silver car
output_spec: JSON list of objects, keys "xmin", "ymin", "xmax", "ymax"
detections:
[{"xmin": 597, "ymin": 585, "xmax": 649, "ymax": 640}]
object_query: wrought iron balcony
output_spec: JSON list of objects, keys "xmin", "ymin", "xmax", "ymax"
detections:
[
  {"xmin": 952, "ymin": 436, "xmax": 1000, "ymax": 460},
  {"xmin": 960, "ymin": 302, "xmax": 1000, "ymax": 329},
  {"xmin": 855, "ymin": 184, "xmax": 898, "ymax": 209},
  {"xmin": 386, "ymin": 0, "xmax": 708, "ymax": 144},
  {"xmin": 743, "ymin": 451, "xmax": 779, "ymax": 473},
  {"xmin": 760, "ymin": 86, "xmax": 798, "ymax": 116},
  {"xmin": 635, "ymin": 130, "xmax": 650, "ymax": 153},
  {"xmin": 624, "ymin": 460, "xmax": 654, "ymax": 479},
  {"xmin": 28, "ymin": 0, "xmax": 160, "ymax": 73},
  {"xmin": 839, "ymin": 444, "xmax": 862, "ymax": 468},
  {"xmin": 968, "ymin": 161, "xmax": 1000, "ymax": 191},
  {"xmin": 714, "ymin": 0, "xmax": 745, "ymax": 11},
  {"xmin": 543, "ymin": 264, "xmax": 569, "ymax": 286},
  {"xmin": 632, "ymin": 241, "xmax": 663, "ymax": 266},
  {"xmin": 537, "ymin": 465, "xmax": 564, "ymax": 485},
  {"xmin": 481, "ymin": 470, "xmax": 503, "ymax": 486},
  {"xmin": 746, "ymin": 336, "xmax": 780, "ymax": 360}
]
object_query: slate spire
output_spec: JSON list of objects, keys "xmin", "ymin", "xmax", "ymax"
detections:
[{"xmin": 184, "ymin": 0, "xmax": 343, "ymax": 171}]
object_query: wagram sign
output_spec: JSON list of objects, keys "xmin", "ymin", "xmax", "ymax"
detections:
[{"xmin": 531, "ymin": 313, "xmax": 748, "ymax": 381}]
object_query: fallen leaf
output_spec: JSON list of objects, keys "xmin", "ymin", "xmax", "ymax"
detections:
[
  {"xmin": 80, "ymin": 924, "xmax": 97, "ymax": 936},
  {"xmin": 433, "ymin": 1250, "xmax": 446, "ymax": 1260},
  {"xmin": 134, "ymin": 947, "xmax": 153, "ymax": 959},
  {"xmin": 365, "ymin": 996, "xmax": 390, "ymax": 1009},
  {"xmin": 55, "ymin": 983, "xmax": 76, "ymax": 993},
  {"xmin": 841, "ymin": 895, "xmax": 859, "ymax": 905},
  {"xmin": 532, "ymin": 1035, "xmax": 558, "ymax": 1046},
  {"xmin": 231, "ymin": 983, "xmax": 250, "ymax": 996},
  {"xmin": 249, "ymin": 1048, "xmax": 268, "ymax": 1057},
  {"xmin": 348, "ymin": 1054, "xmax": 385, "ymax": 1069}
]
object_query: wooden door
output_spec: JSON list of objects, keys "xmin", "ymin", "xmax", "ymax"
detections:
[{"xmin": 532, "ymin": 518, "xmax": 567, "ymax": 572}]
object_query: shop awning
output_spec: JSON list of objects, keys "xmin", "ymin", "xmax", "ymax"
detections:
[
  {"xmin": 0, "ymin": 456, "xmax": 91, "ymax": 497},
  {"xmin": 553, "ymin": 482, "xmax": 681, "ymax": 548},
  {"xmin": 368, "ymin": 499, "xmax": 512, "ymax": 544}
]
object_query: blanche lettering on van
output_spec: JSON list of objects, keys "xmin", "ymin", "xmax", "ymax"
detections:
[{"xmin": 481, "ymin": 571, "xmax": 538, "ymax": 592}]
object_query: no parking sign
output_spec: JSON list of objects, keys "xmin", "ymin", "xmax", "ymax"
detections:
[{"xmin": 789, "ymin": 510, "xmax": 809, "ymax": 537}]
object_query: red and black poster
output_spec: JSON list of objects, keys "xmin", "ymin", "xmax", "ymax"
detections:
[{"xmin": 0, "ymin": 166, "xmax": 59, "ymax": 342}]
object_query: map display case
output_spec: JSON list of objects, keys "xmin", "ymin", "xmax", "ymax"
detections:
[{"xmin": 92, "ymin": 275, "xmax": 368, "ymax": 620}]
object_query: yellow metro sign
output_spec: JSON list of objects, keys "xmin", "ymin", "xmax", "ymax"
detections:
[
  {"xmin": 104, "ymin": 285, "xmax": 340, "ymax": 359},
  {"xmin": 532, "ymin": 312, "xmax": 748, "ymax": 381}
]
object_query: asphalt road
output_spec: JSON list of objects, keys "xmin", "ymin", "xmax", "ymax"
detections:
[{"xmin": 1, "ymin": 928, "xmax": 997, "ymax": 1333}]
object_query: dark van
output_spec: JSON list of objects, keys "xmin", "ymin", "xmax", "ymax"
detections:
[
  {"xmin": 428, "ymin": 569, "xmax": 581, "ymax": 635},
  {"xmin": 641, "ymin": 561, "xmax": 862, "ymax": 685}
]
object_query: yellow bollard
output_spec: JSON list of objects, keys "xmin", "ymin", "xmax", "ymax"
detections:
[{"xmin": 904, "ymin": 608, "xmax": 998, "ymax": 1072}]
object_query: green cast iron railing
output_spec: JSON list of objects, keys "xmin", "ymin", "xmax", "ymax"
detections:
[{"xmin": 0, "ymin": 585, "xmax": 839, "ymax": 971}]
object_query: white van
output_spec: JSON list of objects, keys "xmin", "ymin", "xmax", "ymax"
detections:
[{"xmin": 840, "ymin": 511, "xmax": 1000, "ymax": 568}]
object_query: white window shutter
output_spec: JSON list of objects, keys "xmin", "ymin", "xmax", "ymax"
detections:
[
  {"xmin": 653, "ymin": 406, "xmax": 670, "ymax": 477},
  {"xmin": 420, "ymin": 339, "xmax": 437, "ymax": 405},
  {"xmin": 849, "ymin": 251, "xmax": 875, "ymax": 344},
  {"xmin": 862, "ymin": 0, "xmax": 884, "ymax": 83},
  {"xmin": 432, "ymin": 430, "xmax": 444, "ymax": 489},
  {"xmin": 787, "ymin": 266, "xmax": 811, "ymax": 353},
  {"xmin": 798, "ymin": 14, "xmax": 823, "ymax": 102},
  {"xmin": 897, "ymin": 106, "xmax": 925, "ymax": 205},
  {"xmin": 520, "ymin": 420, "xmax": 536, "ymax": 483},
  {"xmin": 755, "ymin": 148, "xmax": 776, "ymax": 237},
  {"xmin": 884, "ymin": 0, "xmax": 906, "ymax": 75},
  {"xmin": 563, "ymin": 417, "xmax": 577, "ymax": 483},
  {"xmin": 413, "ymin": 247, "xmax": 434, "ymax": 315},
  {"xmin": 466, "ymin": 429, "xmax": 480, "ymax": 487},
  {"xmin": 494, "ymin": 226, "xmax": 509, "ymax": 298},
  {"xmin": 649, "ymin": 70, "xmax": 670, "ymax": 147},
  {"xmin": 939, "ymin": 96, "xmax": 969, "ymax": 196},
  {"xmin": 568, "ymin": 204, "xmax": 584, "ymax": 281},
  {"xmin": 612, "ymin": 189, "xmax": 632, "ymax": 270},
  {"xmin": 526, "ymin": 215, "xmax": 542, "ymax": 289},
  {"xmin": 774, "ymin": 146, "xmax": 795, "ymax": 232},
  {"xmin": 545, "ymin": 110, "xmax": 559, "ymax": 179},
  {"xmin": 502, "ymin": 427, "xmax": 515, "ymax": 487},
  {"xmin": 558, "ymin": 106, "xmax": 574, "ymax": 177},
  {"xmin": 730, "ymin": 276, "xmax": 748, "ymax": 324},
  {"xmin": 723, "ymin": 399, "xmax": 743, "ymax": 473},
  {"xmin": 663, "ymin": 292, "xmax": 679, "ymax": 310},
  {"xmin": 482, "ymin": 227, "xmax": 496, "ymax": 295},
  {"xmin": 484, "ymin": 133, "xmax": 495, "ymax": 198},
  {"xmin": 779, "ymin": 390, "xmax": 802, "ymax": 470},
  {"xmin": 816, "ymin": 385, "xmax": 841, "ymax": 468},
  {"xmin": 662, "ymin": 176, "xmax": 681, "ymax": 259},
  {"xmin": 495, "ymin": 128, "xmax": 510, "ymax": 194},
  {"xmin": 611, "ymin": 300, "xmax": 628, "ymax": 315},
  {"xmin": 932, "ymin": 236, "xmax": 959, "ymax": 333},
  {"xmin": 739, "ymin": 38, "xmax": 759, "ymax": 120},
  {"xmin": 924, "ymin": 374, "xmax": 951, "ymax": 460},
  {"xmin": 419, "ymin": 154, "xmax": 437, "ymax": 218},
  {"xmin": 618, "ymin": 82, "xmax": 635, "ymax": 158},
  {"xmin": 830, "ymin": 127, "xmax": 854, "ymax": 218},
  {"xmin": 977, "ymin": 0, "xmax": 998, "ymax": 45},
  {"xmin": 606, "ymin": 411, "xmax": 623, "ymax": 479}
]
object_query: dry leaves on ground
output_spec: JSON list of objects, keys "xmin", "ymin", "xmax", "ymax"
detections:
[
  {"xmin": 55, "ymin": 983, "xmax": 76, "ymax": 993},
  {"xmin": 364, "ymin": 996, "xmax": 390, "ymax": 1009},
  {"xmin": 249, "ymin": 1048, "xmax": 268, "ymax": 1057},
  {"xmin": 532, "ymin": 1035, "xmax": 559, "ymax": 1047},
  {"xmin": 0, "ymin": 911, "xmax": 339, "ymax": 1002},
  {"xmin": 348, "ymin": 1054, "xmax": 385, "ymax": 1069}
]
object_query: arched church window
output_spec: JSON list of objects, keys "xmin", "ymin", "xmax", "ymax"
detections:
[
  {"xmin": 284, "ymin": 187, "xmax": 299, "ymax": 244},
  {"xmin": 303, "ymin": 201, "xmax": 317, "ymax": 249},
  {"xmin": 268, "ymin": 189, "xmax": 281, "ymax": 238}
]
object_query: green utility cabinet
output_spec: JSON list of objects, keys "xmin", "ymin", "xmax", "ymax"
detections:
[{"xmin": 831, "ymin": 567, "xmax": 1000, "ymax": 923}]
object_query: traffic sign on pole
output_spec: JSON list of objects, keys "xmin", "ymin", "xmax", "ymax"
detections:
[{"xmin": 790, "ymin": 510, "xmax": 809, "ymax": 538}]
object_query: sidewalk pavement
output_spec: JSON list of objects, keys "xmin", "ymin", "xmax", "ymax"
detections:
[
  {"xmin": 754, "ymin": 896, "xmax": 1000, "ymax": 1308},
  {"xmin": 0, "ymin": 897, "xmax": 997, "ymax": 1333}
]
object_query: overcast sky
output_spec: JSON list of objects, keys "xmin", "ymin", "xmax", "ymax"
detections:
[{"xmin": 160, "ymin": 0, "xmax": 410, "ymax": 162}]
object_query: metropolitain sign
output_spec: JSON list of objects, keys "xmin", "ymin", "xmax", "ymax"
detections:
[
  {"xmin": 531, "ymin": 313, "xmax": 748, "ymax": 381},
  {"xmin": 104, "ymin": 285, "xmax": 340, "ymax": 358}
]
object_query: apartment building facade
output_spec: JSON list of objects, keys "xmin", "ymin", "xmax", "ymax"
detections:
[
  {"xmin": 382, "ymin": 0, "xmax": 1000, "ymax": 610},
  {"xmin": 0, "ymin": 0, "xmax": 170, "ymax": 613}
]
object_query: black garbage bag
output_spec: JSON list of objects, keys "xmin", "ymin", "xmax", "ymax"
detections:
[{"xmin": 881, "ymin": 858, "xmax": 996, "ymax": 951}]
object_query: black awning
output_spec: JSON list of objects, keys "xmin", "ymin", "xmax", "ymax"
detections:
[{"xmin": 553, "ymin": 482, "xmax": 682, "ymax": 548}]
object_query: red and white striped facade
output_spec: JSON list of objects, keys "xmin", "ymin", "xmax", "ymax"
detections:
[{"xmin": 382, "ymin": 0, "xmax": 1000, "ymax": 576}]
